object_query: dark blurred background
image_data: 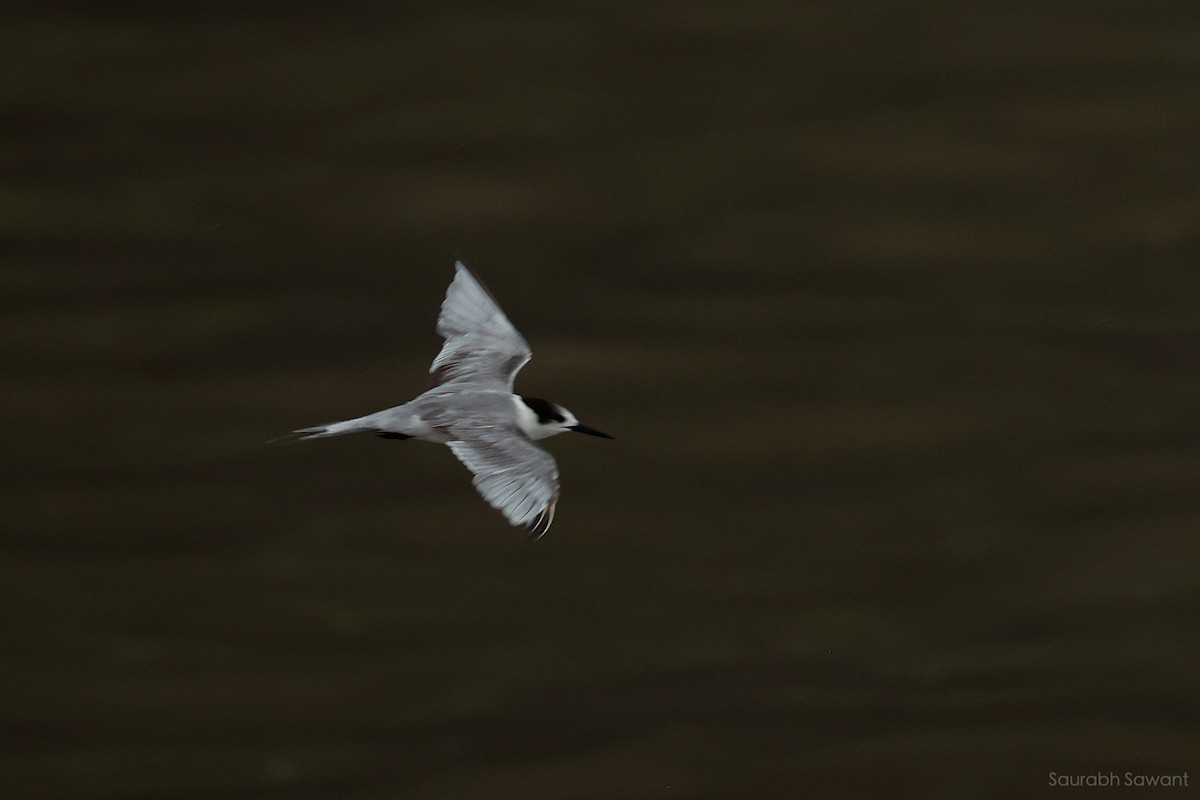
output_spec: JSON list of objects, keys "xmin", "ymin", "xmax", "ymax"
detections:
[{"xmin": 4, "ymin": 2, "xmax": 1199, "ymax": 798}]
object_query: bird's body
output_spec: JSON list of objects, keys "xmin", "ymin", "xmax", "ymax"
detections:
[{"xmin": 288, "ymin": 261, "xmax": 611, "ymax": 539}]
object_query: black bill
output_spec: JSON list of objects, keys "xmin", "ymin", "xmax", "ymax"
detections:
[{"xmin": 570, "ymin": 422, "xmax": 614, "ymax": 439}]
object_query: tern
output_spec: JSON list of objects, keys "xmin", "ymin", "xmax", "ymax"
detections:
[{"xmin": 286, "ymin": 261, "xmax": 612, "ymax": 540}]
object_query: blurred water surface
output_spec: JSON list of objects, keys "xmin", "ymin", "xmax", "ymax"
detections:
[{"xmin": 3, "ymin": 2, "xmax": 1199, "ymax": 798}]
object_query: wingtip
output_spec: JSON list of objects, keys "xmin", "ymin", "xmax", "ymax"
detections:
[
  {"xmin": 524, "ymin": 496, "xmax": 558, "ymax": 542},
  {"xmin": 451, "ymin": 260, "xmax": 481, "ymax": 289}
]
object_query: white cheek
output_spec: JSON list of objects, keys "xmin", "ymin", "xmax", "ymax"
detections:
[{"xmin": 512, "ymin": 397, "xmax": 550, "ymax": 438}]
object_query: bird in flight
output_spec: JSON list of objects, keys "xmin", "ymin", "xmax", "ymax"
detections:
[{"xmin": 286, "ymin": 261, "xmax": 612, "ymax": 539}]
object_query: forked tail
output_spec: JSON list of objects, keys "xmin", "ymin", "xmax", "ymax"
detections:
[{"xmin": 268, "ymin": 416, "xmax": 381, "ymax": 444}]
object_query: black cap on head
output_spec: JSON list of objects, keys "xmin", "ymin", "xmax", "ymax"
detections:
[{"xmin": 520, "ymin": 396, "xmax": 566, "ymax": 424}]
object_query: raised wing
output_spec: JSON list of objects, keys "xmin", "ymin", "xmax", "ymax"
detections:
[
  {"xmin": 430, "ymin": 262, "xmax": 532, "ymax": 389},
  {"xmin": 446, "ymin": 422, "xmax": 560, "ymax": 540}
]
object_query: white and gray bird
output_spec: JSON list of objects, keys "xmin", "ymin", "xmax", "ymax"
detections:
[{"xmin": 286, "ymin": 261, "xmax": 612, "ymax": 539}]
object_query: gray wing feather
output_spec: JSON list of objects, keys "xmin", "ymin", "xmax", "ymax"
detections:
[
  {"xmin": 430, "ymin": 262, "xmax": 532, "ymax": 389},
  {"xmin": 446, "ymin": 423, "xmax": 560, "ymax": 539}
]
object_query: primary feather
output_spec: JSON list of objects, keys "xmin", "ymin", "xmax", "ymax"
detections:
[{"xmin": 430, "ymin": 262, "xmax": 532, "ymax": 389}]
